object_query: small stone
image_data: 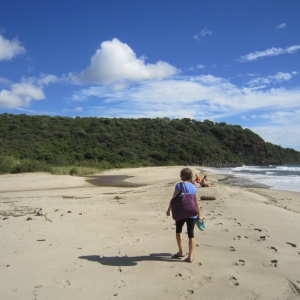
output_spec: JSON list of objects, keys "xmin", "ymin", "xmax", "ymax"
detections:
[
  {"xmin": 26, "ymin": 217, "xmax": 33, "ymax": 221},
  {"xmin": 37, "ymin": 208, "xmax": 44, "ymax": 216},
  {"xmin": 3, "ymin": 217, "xmax": 9, "ymax": 220},
  {"xmin": 67, "ymin": 211, "xmax": 72, "ymax": 213}
]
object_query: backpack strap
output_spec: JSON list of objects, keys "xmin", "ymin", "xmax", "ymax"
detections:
[{"xmin": 179, "ymin": 182, "xmax": 188, "ymax": 194}]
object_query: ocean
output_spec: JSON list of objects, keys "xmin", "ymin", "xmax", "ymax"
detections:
[{"xmin": 205, "ymin": 165, "xmax": 300, "ymax": 193}]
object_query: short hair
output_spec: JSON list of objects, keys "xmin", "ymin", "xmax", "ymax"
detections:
[{"xmin": 180, "ymin": 168, "xmax": 193, "ymax": 181}]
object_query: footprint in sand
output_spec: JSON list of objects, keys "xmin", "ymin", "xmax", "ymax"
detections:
[
  {"xmin": 203, "ymin": 276, "xmax": 213, "ymax": 283},
  {"xmin": 176, "ymin": 272, "xmax": 191, "ymax": 281},
  {"xmin": 233, "ymin": 259, "xmax": 245, "ymax": 266},
  {"xmin": 60, "ymin": 280, "xmax": 71, "ymax": 289},
  {"xmin": 286, "ymin": 242, "xmax": 297, "ymax": 248},
  {"xmin": 259, "ymin": 235, "xmax": 269, "ymax": 241},
  {"xmin": 254, "ymin": 228, "xmax": 262, "ymax": 232},
  {"xmin": 118, "ymin": 280, "xmax": 126, "ymax": 288},
  {"xmin": 32, "ymin": 285, "xmax": 42, "ymax": 300},
  {"xmin": 233, "ymin": 235, "xmax": 241, "ymax": 240},
  {"xmin": 180, "ymin": 289, "xmax": 195, "ymax": 299},
  {"xmin": 229, "ymin": 276, "xmax": 239, "ymax": 286},
  {"xmin": 269, "ymin": 246, "xmax": 278, "ymax": 252},
  {"xmin": 270, "ymin": 260, "xmax": 278, "ymax": 267},
  {"xmin": 229, "ymin": 246, "xmax": 237, "ymax": 251}
]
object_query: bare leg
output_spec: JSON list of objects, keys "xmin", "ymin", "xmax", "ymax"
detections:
[
  {"xmin": 188, "ymin": 238, "xmax": 195, "ymax": 261},
  {"xmin": 176, "ymin": 233, "xmax": 184, "ymax": 256}
]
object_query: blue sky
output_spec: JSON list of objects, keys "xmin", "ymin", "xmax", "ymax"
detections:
[{"xmin": 1, "ymin": 0, "xmax": 300, "ymax": 150}]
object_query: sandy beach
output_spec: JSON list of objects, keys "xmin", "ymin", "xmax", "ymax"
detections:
[{"xmin": 1, "ymin": 166, "xmax": 300, "ymax": 300}]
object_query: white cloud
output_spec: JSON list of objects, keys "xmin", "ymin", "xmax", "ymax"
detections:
[
  {"xmin": 62, "ymin": 107, "xmax": 84, "ymax": 113},
  {"xmin": 0, "ymin": 77, "xmax": 11, "ymax": 86},
  {"xmin": 276, "ymin": 23, "xmax": 287, "ymax": 30},
  {"xmin": 194, "ymin": 28, "xmax": 212, "ymax": 41},
  {"xmin": 37, "ymin": 74, "xmax": 59, "ymax": 86},
  {"xmin": 187, "ymin": 64, "xmax": 204, "ymax": 71},
  {"xmin": 247, "ymin": 71, "xmax": 296, "ymax": 87},
  {"xmin": 0, "ymin": 81, "xmax": 45, "ymax": 108},
  {"xmin": 251, "ymin": 124, "xmax": 300, "ymax": 149},
  {"xmin": 74, "ymin": 38, "xmax": 177, "ymax": 84},
  {"xmin": 0, "ymin": 74, "xmax": 58, "ymax": 109},
  {"xmin": 0, "ymin": 35, "xmax": 26, "ymax": 61},
  {"xmin": 238, "ymin": 45, "xmax": 300, "ymax": 62},
  {"xmin": 258, "ymin": 110, "xmax": 300, "ymax": 124},
  {"xmin": 72, "ymin": 75, "xmax": 300, "ymax": 121},
  {"xmin": 74, "ymin": 77, "xmax": 300, "ymax": 149}
]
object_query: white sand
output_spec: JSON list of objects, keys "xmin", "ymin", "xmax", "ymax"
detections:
[{"xmin": 0, "ymin": 166, "xmax": 300, "ymax": 299}]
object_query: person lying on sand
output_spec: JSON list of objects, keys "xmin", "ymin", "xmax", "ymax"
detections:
[{"xmin": 200, "ymin": 175, "xmax": 210, "ymax": 187}]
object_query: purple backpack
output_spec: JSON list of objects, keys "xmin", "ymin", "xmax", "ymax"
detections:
[{"xmin": 171, "ymin": 182, "xmax": 198, "ymax": 221}]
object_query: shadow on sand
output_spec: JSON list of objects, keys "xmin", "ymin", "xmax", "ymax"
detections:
[{"xmin": 79, "ymin": 252, "xmax": 185, "ymax": 266}]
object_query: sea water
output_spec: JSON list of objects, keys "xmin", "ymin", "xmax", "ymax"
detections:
[{"xmin": 205, "ymin": 165, "xmax": 300, "ymax": 193}]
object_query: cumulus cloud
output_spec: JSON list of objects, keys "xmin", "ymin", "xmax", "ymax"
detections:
[
  {"xmin": 194, "ymin": 28, "xmax": 212, "ymax": 41},
  {"xmin": 0, "ymin": 35, "xmax": 26, "ymax": 61},
  {"xmin": 276, "ymin": 23, "xmax": 287, "ymax": 30},
  {"xmin": 74, "ymin": 38, "xmax": 177, "ymax": 84},
  {"xmin": 0, "ymin": 81, "xmax": 45, "ymax": 108},
  {"xmin": 0, "ymin": 75, "xmax": 58, "ymax": 109},
  {"xmin": 238, "ymin": 45, "xmax": 300, "ymax": 62}
]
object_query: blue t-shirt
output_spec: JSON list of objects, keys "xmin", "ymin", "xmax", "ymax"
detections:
[
  {"xmin": 175, "ymin": 182, "xmax": 197, "ymax": 194},
  {"xmin": 175, "ymin": 182, "xmax": 198, "ymax": 219}
]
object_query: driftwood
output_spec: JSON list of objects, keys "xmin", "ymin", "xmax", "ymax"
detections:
[
  {"xmin": 200, "ymin": 196, "xmax": 216, "ymax": 200},
  {"xmin": 43, "ymin": 214, "xmax": 53, "ymax": 222}
]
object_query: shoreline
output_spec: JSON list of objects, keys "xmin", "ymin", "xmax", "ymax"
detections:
[
  {"xmin": 217, "ymin": 174, "xmax": 271, "ymax": 189},
  {"xmin": 1, "ymin": 167, "xmax": 300, "ymax": 299}
]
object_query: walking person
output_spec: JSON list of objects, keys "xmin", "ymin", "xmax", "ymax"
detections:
[{"xmin": 166, "ymin": 168, "xmax": 202, "ymax": 262}]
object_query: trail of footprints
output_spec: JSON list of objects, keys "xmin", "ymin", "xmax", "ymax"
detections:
[
  {"xmin": 109, "ymin": 199, "xmax": 298, "ymax": 297},
  {"xmin": 205, "ymin": 203, "xmax": 299, "ymax": 289}
]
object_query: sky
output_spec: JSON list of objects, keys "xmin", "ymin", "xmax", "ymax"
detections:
[{"xmin": 0, "ymin": 0, "xmax": 300, "ymax": 151}]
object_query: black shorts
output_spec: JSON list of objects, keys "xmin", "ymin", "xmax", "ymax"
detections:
[{"xmin": 176, "ymin": 218, "xmax": 196, "ymax": 238}]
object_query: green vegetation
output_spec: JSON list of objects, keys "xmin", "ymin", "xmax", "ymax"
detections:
[{"xmin": 0, "ymin": 113, "xmax": 299, "ymax": 175}]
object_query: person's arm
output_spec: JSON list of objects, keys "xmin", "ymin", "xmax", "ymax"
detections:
[
  {"xmin": 195, "ymin": 193, "xmax": 202, "ymax": 220},
  {"xmin": 166, "ymin": 189, "xmax": 179, "ymax": 216}
]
